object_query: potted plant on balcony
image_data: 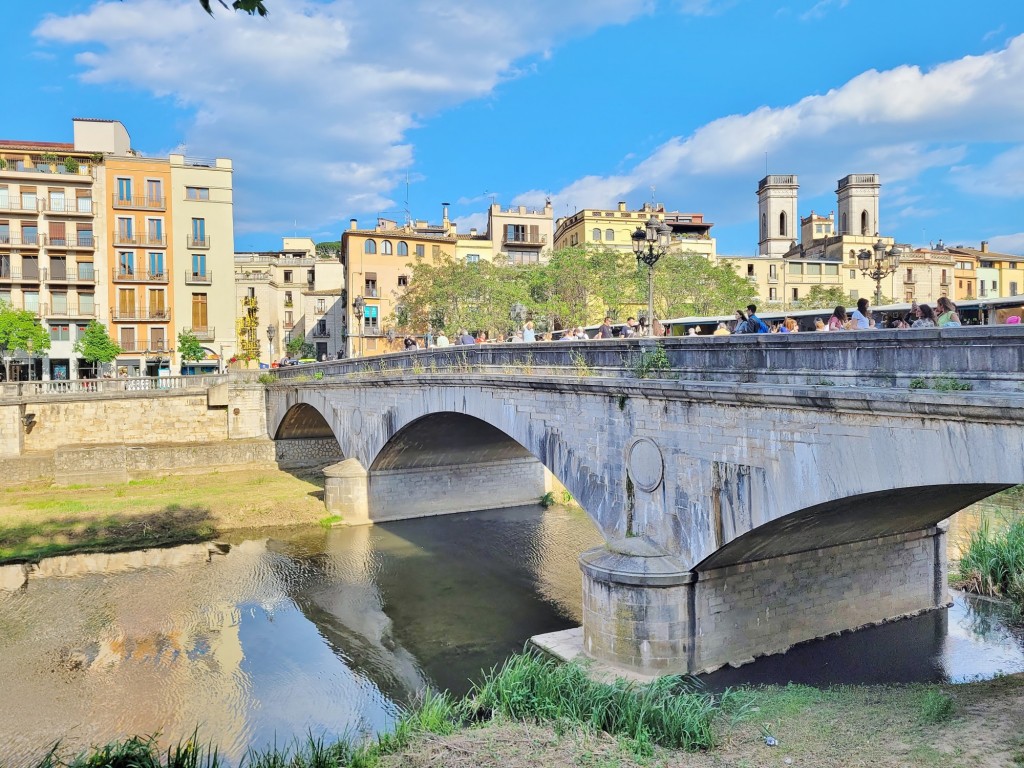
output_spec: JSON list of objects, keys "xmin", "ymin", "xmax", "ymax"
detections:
[
  {"xmin": 63, "ymin": 156, "xmax": 80, "ymax": 174},
  {"xmin": 0, "ymin": 157, "xmax": 6, "ymax": 170},
  {"xmin": 40, "ymin": 152, "xmax": 58, "ymax": 173}
]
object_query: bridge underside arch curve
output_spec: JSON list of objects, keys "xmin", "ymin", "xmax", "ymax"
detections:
[
  {"xmin": 273, "ymin": 401, "xmax": 344, "ymax": 469},
  {"xmin": 697, "ymin": 482, "xmax": 1012, "ymax": 571},
  {"xmin": 366, "ymin": 411, "xmax": 598, "ymax": 527}
]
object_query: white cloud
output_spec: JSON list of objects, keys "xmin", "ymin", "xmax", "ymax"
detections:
[
  {"xmin": 35, "ymin": 0, "xmax": 651, "ymax": 236},
  {"xmin": 987, "ymin": 232, "xmax": 1024, "ymax": 255},
  {"xmin": 799, "ymin": 0, "xmax": 849, "ymax": 22},
  {"xmin": 952, "ymin": 145, "xmax": 1024, "ymax": 197},
  {"xmin": 544, "ymin": 34, "xmax": 1024, "ymax": 236}
]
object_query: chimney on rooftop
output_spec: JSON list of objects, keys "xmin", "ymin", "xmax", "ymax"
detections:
[
  {"xmin": 470, "ymin": 228, "xmax": 478, "ymax": 236},
  {"xmin": 349, "ymin": 218, "xmax": 357, "ymax": 230},
  {"xmin": 442, "ymin": 202, "xmax": 450, "ymax": 229},
  {"xmin": 618, "ymin": 201, "xmax": 627, "ymax": 212},
  {"xmin": 981, "ymin": 240, "xmax": 989, "ymax": 253}
]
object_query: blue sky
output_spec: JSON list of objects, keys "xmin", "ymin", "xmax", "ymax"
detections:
[{"xmin": 7, "ymin": 0, "xmax": 1024, "ymax": 254}]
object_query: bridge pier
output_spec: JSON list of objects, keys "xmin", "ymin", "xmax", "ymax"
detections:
[
  {"xmin": 579, "ymin": 525, "xmax": 949, "ymax": 676},
  {"xmin": 324, "ymin": 459, "xmax": 371, "ymax": 525}
]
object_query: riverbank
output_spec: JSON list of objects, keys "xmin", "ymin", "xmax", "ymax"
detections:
[
  {"xmin": 0, "ymin": 467, "xmax": 329, "ymax": 564},
  {"xmin": 31, "ymin": 668, "xmax": 1024, "ymax": 768}
]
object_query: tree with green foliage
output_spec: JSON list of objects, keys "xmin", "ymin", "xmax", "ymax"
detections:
[
  {"xmin": 73, "ymin": 320, "xmax": 122, "ymax": 376},
  {"xmin": 0, "ymin": 301, "xmax": 51, "ymax": 381},
  {"xmin": 642, "ymin": 251, "xmax": 758, "ymax": 319},
  {"xmin": 177, "ymin": 329, "xmax": 206, "ymax": 365},
  {"xmin": 802, "ymin": 285, "xmax": 851, "ymax": 310},
  {"xmin": 285, "ymin": 336, "xmax": 315, "ymax": 360}
]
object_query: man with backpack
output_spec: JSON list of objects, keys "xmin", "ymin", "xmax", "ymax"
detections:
[{"xmin": 745, "ymin": 304, "xmax": 769, "ymax": 334}]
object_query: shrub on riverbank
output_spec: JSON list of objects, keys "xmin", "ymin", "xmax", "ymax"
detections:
[
  {"xmin": 957, "ymin": 513, "xmax": 1024, "ymax": 617},
  {"xmin": 34, "ymin": 652, "xmax": 738, "ymax": 766}
]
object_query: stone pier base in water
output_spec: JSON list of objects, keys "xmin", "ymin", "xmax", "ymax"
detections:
[{"xmin": 547, "ymin": 525, "xmax": 949, "ymax": 676}]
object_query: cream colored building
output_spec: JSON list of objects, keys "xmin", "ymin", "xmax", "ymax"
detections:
[
  {"xmin": 554, "ymin": 202, "xmax": 716, "ymax": 258},
  {"xmin": 234, "ymin": 237, "xmax": 345, "ymax": 366},
  {"xmin": 488, "ymin": 201, "xmax": 553, "ymax": 264},
  {"xmin": 950, "ymin": 242, "xmax": 1024, "ymax": 299}
]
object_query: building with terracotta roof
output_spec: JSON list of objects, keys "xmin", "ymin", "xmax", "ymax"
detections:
[{"xmin": 948, "ymin": 241, "xmax": 1024, "ymax": 299}]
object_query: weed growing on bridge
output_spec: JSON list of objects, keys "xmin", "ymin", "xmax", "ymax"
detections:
[
  {"xmin": 631, "ymin": 343, "xmax": 672, "ymax": 379},
  {"xmin": 412, "ymin": 360, "xmax": 425, "ymax": 375},
  {"xmin": 957, "ymin": 513, "xmax": 1024, "ymax": 618},
  {"xmin": 257, "ymin": 373, "xmax": 277, "ymax": 385},
  {"xmin": 540, "ymin": 492, "xmax": 556, "ymax": 508},
  {"xmin": 910, "ymin": 377, "xmax": 928, "ymax": 390},
  {"xmin": 909, "ymin": 375, "xmax": 973, "ymax": 392},
  {"xmin": 312, "ymin": 371, "xmax": 325, "ymax": 381},
  {"xmin": 569, "ymin": 349, "xmax": 595, "ymax": 377}
]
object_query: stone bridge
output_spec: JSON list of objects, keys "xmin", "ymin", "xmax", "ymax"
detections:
[{"xmin": 267, "ymin": 328, "xmax": 1024, "ymax": 676}]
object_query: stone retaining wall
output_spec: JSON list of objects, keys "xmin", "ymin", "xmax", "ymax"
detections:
[{"xmin": 275, "ymin": 437, "xmax": 344, "ymax": 468}]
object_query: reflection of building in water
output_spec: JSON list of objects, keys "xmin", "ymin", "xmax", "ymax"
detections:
[{"xmin": 0, "ymin": 540, "xmax": 274, "ymax": 764}]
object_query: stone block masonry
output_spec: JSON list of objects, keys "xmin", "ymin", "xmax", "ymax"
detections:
[
  {"xmin": 582, "ymin": 527, "xmax": 946, "ymax": 675},
  {"xmin": 369, "ymin": 456, "xmax": 546, "ymax": 522}
]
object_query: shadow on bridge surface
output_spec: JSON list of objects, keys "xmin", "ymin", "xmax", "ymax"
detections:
[{"xmin": 698, "ymin": 483, "xmax": 1014, "ymax": 570}]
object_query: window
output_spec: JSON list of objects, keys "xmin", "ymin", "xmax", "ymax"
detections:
[
  {"xmin": 779, "ymin": 211, "xmax": 787, "ymax": 237},
  {"xmin": 861, "ymin": 210, "xmax": 869, "ymax": 235},
  {"xmin": 50, "ymin": 324, "xmax": 70, "ymax": 341},
  {"xmin": 605, "ymin": 229, "xmax": 615, "ymax": 241},
  {"xmin": 149, "ymin": 289, "xmax": 166, "ymax": 317},
  {"xmin": 593, "ymin": 228, "xmax": 602, "ymax": 241},
  {"xmin": 850, "ymin": 270, "xmax": 856, "ymax": 279},
  {"xmin": 761, "ymin": 214, "xmax": 767, "ymax": 240},
  {"xmin": 48, "ymin": 190, "xmax": 65, "ymax": 213},
  {"xmin": 363, "ymin": 304, "xmax": 379, "ymax": 330},
  {"xmin": 465, "ymin": 254, "xmax": 480, "ymax": 264},
  {"xmin": 191, "ymin": 293, "xmax": 208, "ymax": 329},
  {"xmin": 283, "ymin": 270, "xmax": 293, "ymax": 283},
  {"xmin": 117, "ymin": 217, "xmax": 133, "ymax": 241},
  {"xmin": 415, "ymin": 244, "xmax": 424, "ymax": 257},
  {"xmin": 769, "ymin": 265, "xmax": 777, "ymax": 280},
  {"xmin": 841, "ymin": 212, "xmax": 848, "ymax": 234},
  {"xmin": 116, "ymin": 177, "xmax": 132, "ymax": 203},
  {"xmin": 432, "ymin": 245, "xmax": 440, "ymax": 257},
  {"xmin": 146, "ymin": 179, "xmax": 162, "ymax": 206},
  {"xmin": 824, "ymin": 264, "xmax": 839, "ymax": 276},
  {"xmin": 397, "ymin": 241, "xmax": 408, "ymax": 256},
  {"xmin": 52, "ymin": 292, "xmax": 68, "ymax": 315},
  {"xmin": 789, "ymin": 263, "xmax": 803, "ymax": 275},
  {"xmin": 191, "ymin": 253, "xmax": 206, "ymax": 277},
  {"xmin": 747, "ymin": 264, "xmax": 755, "ymax": 276},
  {"xmin": 49, "ymin": 221, "xmax": 66, "ymax": 246},
  {"xmin": 307, "ymin": 269, "xmax": 315, "ymax": 285},
  {"xmin": 120, "ymin": 327, "xmax": 136, "ymax": 351},
  {"xmin": 78, "ymin": 227, "xmax": 94, "ymax": 247},
  {"xmin": 941, "ymin": 269, "xmax": 947, "ymax": 283},
  {"xmin": 507, "ymin": 250, "xmax": 539, "ymax": 265},
  {"xmin": 398, "ymin": 275, "xmax": 408, "ymax": 287},
  {"xmin": 284, "ymin": 291, "xmax": 293, "ymax": 307},
  {"xmin": 316, "ymin": 298, "xmax": 326, "ymax": 314},
  {"xmin": 959, "ymin": 279, "xmax": 963, "ymax": 289},
  {"xmin": 791, "ymin": 287, "xmax": 799, "ymax": 301},
  {"xmin": 382, "ymin": 240, "xmax": 393, "ymax": 255},
  {"xmin": 768, "ymin": 288, "xmax": 777, "ymax": 301},
  {"xmin": 190, "ymin": 218, "xmax": 206, "ymax": 246},
  {"xmin": 118, "ymin": 251, "xmax": 135, "ymax": 276},
  {"xmin": 22, "ymin": 224, "xmax": 38, "ymax": 246},
  {"xmin": 75, "ymin": 323, "xmax": 88, "ymax": 340},
  {"xmin": 806, "ymin": 263, "xmax": 821, "ymax": 276},
  {"xmin": 148, "ymin": 252, "xmax": 164, "ymax": 278},
  {"xmin": 77, "ymin": 262, "xmax": 96, "ymax": 281},
  {"xmin": 1012, "ymin": 282, "xmax": 1019, "ymax": 296},
  {"xmin": 79, "ymin": 293, "xmax": 94, "ymax": 315},
  {"xmin": 151, "ymin": 327, "xmax": 166, "ymax": 351},
  {"xmin": 364, "ymin": 239, "xmax": 377, "ymax": 254},
  {"xmin": 118, "ymin": 288, "xmax": 135, "ymax": 316},
  {"xmin": 146, "ymin": 218, "xmax": 163, "ymax": 244},
  {"xmin": 284, "ymin": 310, "xmax": 293, "ymax": 327},
  {"xmin": 185, "ymin": 187, "xmax": 210, "ymax": 200},
  {"xmin": 364, "ymin": 278, "xmax": 377, "ymax": 295}
]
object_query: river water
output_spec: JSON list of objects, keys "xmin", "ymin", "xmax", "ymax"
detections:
[{"xmin": 1, "ymin": 502, "xmax": 1022, "ymax": 765}]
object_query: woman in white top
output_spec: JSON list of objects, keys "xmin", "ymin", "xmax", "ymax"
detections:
[
  {"xmin": 849, "ymin": 298, "xmax": 873, "ymax": 329},
  {"xmin": 523, "ymin": 321, "xmax": 535, "ymax": 343}
]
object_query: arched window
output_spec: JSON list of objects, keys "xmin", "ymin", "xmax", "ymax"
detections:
[
  {"xmin": 860, "ymin": 210, "xmax": 870, "ymax": 235},
  {"xmin": 779, "ymin": 211, "xmax": 787, "ymax": 238},
  {"xmin": 761, "ymin": 214, "xmax": 767, "ymax": 240},
  {"xmin": 841, "ymin": 213, "xmax": 848, "ymax": 235},
  {"xmin": 593, "ymin": 228, "xmax": 602, "ymax": 241},
  {"xmin": 397, "ymin": 241, "xmax": 408, "ymax": 256},
  {"xmin": 605, "ymin": 229, "xmax": 615, "ymax": 241},
  {"xmin": 382, "ymin": 240, "xmax": 393, "ymax": 255},
  {"xmin": 364, "ymin": 239, "xmax": 377, "ymax": 255}
]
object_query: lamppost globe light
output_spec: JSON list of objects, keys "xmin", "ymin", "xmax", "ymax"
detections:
[
  {"xmin": 633, "ymin": 216, "xmax": 670, "ymax": 335},
  {"xmin": 352, "ymin": 295, "xmax": 366, "ymax": 357},
  {"xmin": 858, "ymin": 238, "xmax": 902, "ymax": 305}
]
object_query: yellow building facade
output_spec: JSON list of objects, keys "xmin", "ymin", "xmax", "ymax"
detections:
[{"xmin": 553, "ymin": 202, "xmax": 716, "ymax": 259}]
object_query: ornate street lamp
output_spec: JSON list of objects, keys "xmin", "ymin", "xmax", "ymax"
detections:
[
  {"xmin": 26, "ymin": 337, "xmax": 34, "ymax": 382},
  {"xmin": 266, "ymin": 323, "xmax": 276, "ymax": 358},
  {"xmin": 857, "ymin": 238, "xmax": 903, "ymax": 305},
  {"xmin": 632, "ymin": 216, "xmax": 671, "ymax": 336},
  {"xmin": 352, "ymin": 295, "xmax": 365, "ymax": 357}
]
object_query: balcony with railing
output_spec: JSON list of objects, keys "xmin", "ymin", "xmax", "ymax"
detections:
[
  {"xmin": 0, "ymin": 197, "xmax": 40, "ymax": 214},
  {"xmin": 112, "ymin": 194, "xmax": 166, "ymax": 211},
  {"xmin": 0, "ymin": 234, "xmax": 42, "ymax": 248},
  {"xmin": 187, "ymin": 235, "xmax": 211, "ymax": 249},
  {"xmin": 43, "ymin": 199, "xmax": 95, "ymax": 215},
  {"xmin": 184, "ymin": 270, "xmax": 213, "ymax": 285},
  {"xmin": 46, "ymin": 234, "xmax": 96, "ymax": 250},
  {"xmin": 904, "ymin": 275, "xmax": 918, "ymax": 285},
  {"xmin": 112, "ymin": 231, "xmax": 167, "ymax": 248},
  {"xmin": 46, "ymin": 304, "xmax": 98, "ymax": 319},
  {"xmin": 112, "ymin": 268, "xmax": 169, "ymax": 283},
  {"xmin": 0, "ymin": 268, "xmax": 44, "ymax": 282},
  {"xmin": 109, "ymin": 306, "xmax": 170, "ymax": 321},
  {"xmin": 501, "ymin": 232, "xmax": 548, "ymax": 246},
  {"xmin": 311, "ymin": 327, "xmax": 331, "ymax": 338},
  {"xmin": 185, "ymin": 326, "xmax": 216, "ymax": 341}
]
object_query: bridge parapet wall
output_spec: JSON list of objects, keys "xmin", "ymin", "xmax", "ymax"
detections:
[{"xmin": 272, "ymin": 327, "xmax": 1024, "ymax": 392}]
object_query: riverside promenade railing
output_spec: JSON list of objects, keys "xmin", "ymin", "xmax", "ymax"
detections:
[
  {"xmin": 271, "ymin": 326, "xmax": 1024, "ymax": 393},
  {"xmin": 0, "ymin": 372, "xmax": 257, "ymax": 401}
]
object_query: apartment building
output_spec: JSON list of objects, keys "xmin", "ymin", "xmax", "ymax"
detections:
[
  {"xmin": 340, "ymin": 212, "xmax": 457, "ymax": 357},
  {"xmin": 0, "ymin": 132, "xmax": 102, "ymax": 380},
  {"xmin": 489, "ymin": 201, "xmax": 554, "ymax": 264},
  {"xmin": 949, "ymin": 241, "xmax": 1024, "ymax": 299},
  {"xmin": 553, "ymin": 202, "xmax": 716, "ymax": 259},
  {"xmin": 234, "ymin": 237, "xmax": 345, "ymax": 366},
  {"xmin": 0, "ymin": 118, "xmax": 235, "ymax": 379}
]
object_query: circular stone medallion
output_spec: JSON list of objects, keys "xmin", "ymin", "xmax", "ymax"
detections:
[{"xmin": 626, "ymin": 437, "xmax": 664, "ymax": 493}]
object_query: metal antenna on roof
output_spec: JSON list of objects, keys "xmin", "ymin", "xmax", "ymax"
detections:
[{"xmin": 404, "ymin": 174, "xmax": 411, "ymax": 226}]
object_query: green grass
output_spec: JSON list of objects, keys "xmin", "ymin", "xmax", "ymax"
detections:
[
  {"xmin": 957, "ymin": 512, "xmax": 1024, "ymax": 616},
  {"xmin": 919, "ymin": 688, "xmax": 955, "ymax": 723},
  {"xmin": 318, "ymin": 514, "xmax": 344, "ymax": 529}
]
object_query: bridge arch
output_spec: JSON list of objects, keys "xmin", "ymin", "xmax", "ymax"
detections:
[{"xmin": 273, "ymin": 401, "xmax": 344, "ymax": 469}]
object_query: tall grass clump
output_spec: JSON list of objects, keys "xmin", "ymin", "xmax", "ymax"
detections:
[
  {"xmin": 469, "ymin": 651, "xmax": 739, "ymax": 754},
  {"xmin": 957, "ymin": 514, "xmax": 1024, "ymax": 616}
]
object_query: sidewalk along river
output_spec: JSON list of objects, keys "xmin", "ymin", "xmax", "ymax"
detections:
[{"xmin": 0, "ymin": 499, "xmax": 1021, "ymax": 765}]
